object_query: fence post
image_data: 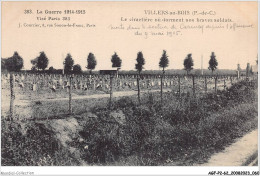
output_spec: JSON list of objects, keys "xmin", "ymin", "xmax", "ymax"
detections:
[
  {"xmin": 69, "ymin": 75, "xmax": 73, "ymax": 114},
  {"xmin": 93, "ymin": 77, "xmax": 96, "ymax": 91},
  {"xmin": 9, "ymin": 73, "xmax": 15, "ymax": 121},
  {"xmin": 215, "ymin": 76, "xmax": 218, "ymax": 93},
  {"xmin": 237, "ymin": 70, "xmax": 240, "ymax": 79},
  {"xmin": 224, "ymin": 78, "xmax": 226, "ymax": 90},
  {"xmin": 204, "ymin": 76, "xmax": 207, "ymax": 93},
  {"xmin": 137, "ymin": 75, "xmax": 140, "ymax": 104},
  {"xmin": 160, "ymin": 72, "xmax": 164, "ymax": 104},
  {"xmin": 172, "ymin": 77, "xmax": 174, "ymax": 95},
  {"xmin": 192, "ymin": 75, "xmax": 195, "ymax": 96},
  {"xmin": 178, "ymin": 76, "xmax": 181, "ymax": 97},
  {"xmin": 109, "ymin": 74, "xmax": 113, "ymax": 107},
  {"xmin": 102, "ymin": 76, "xmax": 105, "ymax": 91}
]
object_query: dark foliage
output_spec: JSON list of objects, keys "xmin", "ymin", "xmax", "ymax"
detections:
[
  {"xmin": 135, "ymin": 52, "xmax": 145, "ymax": 74},
  {"xmin": 1, "ymin": 121, "xmax": 79, "ymax": 166},
  {"xmin": 3, "ymin": 52, "xmax": 24, "ymax": 72},
  {"xmin": 159, "ymin": 50, "xmax": 169, "ymax": 72},
  {"xmin": 48, "ymin": 66, "xmax": 55, "ymax": 73},
  {"xmin": 208, "ymin": 52, "xmax": 218, "ymax": 73},
  {"xmin": 184, "ymin": 54, "xmax": 194, "ymax": 74},
  {"xmin": 64, "ymin": 53, "xmax": 74, "ymax": 74},
  {"xmin": 73, "ymin": 64, "xmax": 82, "ymax": 74},
  {"xmin": 87, "ymin": 53, "xmax": 97, "ymax": 72},
  {"xmin": 111, "ymin": 52, "xmax": 122, "ymax": 68},
  {"xmin": 31, "ymin": 52, "xmax": 49, "ymax": 71},
  {"xmin": 37, "ymin": 52, "xmax": 49, "ymax": 71}
]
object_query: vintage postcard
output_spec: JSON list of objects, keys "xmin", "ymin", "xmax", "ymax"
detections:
[{"xmin": 1, "ymin": 1, "xmax": 258, "ymax": 175}]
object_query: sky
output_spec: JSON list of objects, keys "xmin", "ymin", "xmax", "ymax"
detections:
[{"xmin": 1, "ymin": 1, "xmax": 258, "ymax": 71}]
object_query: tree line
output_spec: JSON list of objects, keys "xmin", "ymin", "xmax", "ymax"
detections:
[{"xmin": 2, "ymin": 51, "xmax": 220, "ymax": 75}]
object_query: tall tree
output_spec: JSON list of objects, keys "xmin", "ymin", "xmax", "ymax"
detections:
[
  {"xmin": 5, "ymin": 51, "xmax": 24, "ymax": 72},
  {"xmin": 135, "ymin": 51, "xmax": 145, "ymax": 74},
  {"xmin": 208, "ymin": 52, "xmax": 218, "ymax": 74},
  {"xmin": 86, "ymin": 53, "xmax": 97, "ymax": 74},
  {"xmin": 135, "ymin": 51, "xmax": 145, "ymax": 104},
  {"xmin": 64, "ymin": 53, "xmax": 74, "ymax": 74},
  {"xmin": 73, "ymin": 64, "xmax": 82, "ymax": 74},
  {"xmin": 37, "ymin": 52, "xmax": 49, "ymax": 71},
  {"xmin": 111, "ymin": 52, "xmax": 122, "ymax": 68},
  {"xmin": 184, "ymin": 54, "xmax": 194, "ymax": 75},
  {"xmin": 159, "ymin": 50, "xmax": 169, "ymax": 73},
  {"xmin": 159, "ymin": 50, "xmax": 169, "ymax": 104}
]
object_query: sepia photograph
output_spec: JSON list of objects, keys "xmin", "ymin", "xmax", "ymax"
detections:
[{"xmin": 1, "ymin": 1, "xmax": 259, "ymax": 175}]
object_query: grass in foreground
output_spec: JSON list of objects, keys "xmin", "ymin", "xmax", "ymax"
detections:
[
  {"xmin": 1, "ymin": 80, "xmax": 258, "ymax": 166},
  {"xmin": 77, "ymin": 80, "xmax": 258, "ymax": 165}
]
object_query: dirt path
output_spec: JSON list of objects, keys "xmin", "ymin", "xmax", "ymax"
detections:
[
  {"xmin": 201, "ymin": 129, "xmax": 258, "ymax": 166},
  {"xmin": 1, "ymin": 89, "xmax": 172, "ymax": 112},
  {"xmin": 20, "ymin": 89, "xmax": 172, "ymax": 103}
]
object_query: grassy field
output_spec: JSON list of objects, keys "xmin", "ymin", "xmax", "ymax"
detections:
[
  {"xmin": 1, "ymin": 73, "xmax": 243, "ymax": 102},
  {"xmin": 1, "ymin": 79, "xmax": 258, "ymax": 166}
]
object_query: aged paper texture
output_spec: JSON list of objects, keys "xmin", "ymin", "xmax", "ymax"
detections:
[{"xmin": 1, "ymin": 1, "xmax": 258, "ymax": 175}]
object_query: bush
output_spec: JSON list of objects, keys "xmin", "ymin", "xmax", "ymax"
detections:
[
  {"xmin": 73, "ymin": 64, "xmax": 82, "ymax": 74},
  {"xmin": 79, "ymin": 80, "xmax": 257, "ymax": 165},
  {"xmin": 1, "ymin": 121, "xmax": 79, "ymax": 166},
  {"xmin": 80, "ymin": 112, "xmax": 130, "ymax": 163},
  {"xmin": 111, "ymin": 97, "xmax": 136, "ymax": 109}
]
